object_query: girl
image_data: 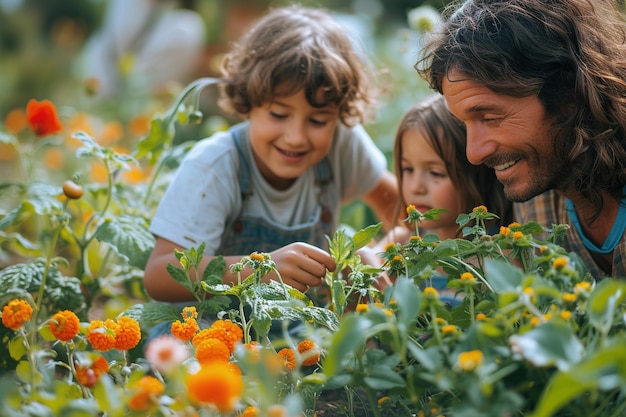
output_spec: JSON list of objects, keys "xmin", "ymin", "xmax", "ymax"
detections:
[
  {"xmin": 144, "ymin": 5, "xmax": 398, "ymax": 302},
  {"xmin": 365, "ymin": 94, "xmax": 512, "ymax": 303}
]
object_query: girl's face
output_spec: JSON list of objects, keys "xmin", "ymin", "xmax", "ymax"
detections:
[
  {"xmin": 400, "ymin": 129, "xmax": 464, "ymax": 240},
  {"xmin": 247, "ymin": 88, "xmax": 339, "ymax": 190}
]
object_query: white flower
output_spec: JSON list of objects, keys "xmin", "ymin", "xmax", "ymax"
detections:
[
  {"xmin": 145, "ymin": 334, "xmax": 190, "ymax": 374},
  {"xmin": 407, "ymin": 6, "xmax": 442, "ymax": 34}
]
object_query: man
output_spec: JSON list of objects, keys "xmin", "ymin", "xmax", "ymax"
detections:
[{"xmin": 416, "ymin": 0, "xmax": 626, "ymax": 279}]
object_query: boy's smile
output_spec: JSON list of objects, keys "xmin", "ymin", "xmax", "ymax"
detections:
[{"xmin": 248, "ymin": 88, "xmax": 339, "ymax": 190}]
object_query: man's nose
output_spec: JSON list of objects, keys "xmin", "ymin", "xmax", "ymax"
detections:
[{"xmin": 465, "ymin": 125, "xmax": 495, "ymax": 166}]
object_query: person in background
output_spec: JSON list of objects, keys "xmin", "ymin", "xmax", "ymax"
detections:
[
  {"xmin": 362, "ymin": 94, "xmax": 512, "ymax": 304},
  {"xmin": 144, "ymin": 5, "xmax": 399, "ymax": 304},
  {"xmin": 82, "ymin": 0, "xmax": 205, "ymax": 98},
  {"xmin": 416, "ymin": 0, "xmax": 626, "ymax": 280}
]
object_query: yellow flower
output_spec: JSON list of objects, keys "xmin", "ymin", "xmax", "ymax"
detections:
[
  {"xmin": 86, "ymin": 319, "xmax": 118, "ymax": 352},
  {"xmin": 277, "ymin": 348, "xmax": 297, "ymax": 371},
  {"xmin": 512, "ymin": 231, "xmax": 524, "ymax": 240},
  {"xmin": 460, "ymin": 272, "xmax": 476, "ymax": 283},
  {"xmin": 267, "ymin": 405, "xmax": 289, "ymax": 417},
  {"xmin": 552, "ymin": 257, "xmax": 568, "ymax": 270},
  {"xmin": 476, "ymin": 313, "xmax": 487, "ymax": 321},
  {"xmin": 562, "ymin": 293, "xmax": 576, "ymax": 303},
  {"xmin": 195, "ymin": 338, "xmax": 231, "ymax": 364},
  {"xmin": 50, "ymin": 310, "xmax": 80, "ymax": 342},
  {"xmin": 250, "ymin": 252, "xmax": 265, "ymax": 262},
  {"xmin": 575, "ymin": 281, "xmax": 592, "ymax": 294},
  {"xmin": 355, "ymin": 304, "xmax": 369, "ymax": 313},
  {"xmin": 435, "ymin": 317, "xmax": 446, "ymax": 325},
  {"xmin": 409, "ymin": 235, "xmax": 422, "ymax": 243},
  {"xmin": 378, "ymin": 396, "xmax": 391, "ymax": 406},
  {"xmin": 1, "ymin": 299, "xmax": 33, "ymax": 331},
  {"xmin": 423, "ymin": 287, "xmax": 439, "ymax": 298},
  {"xmin": 508, "ymin": 222, "xmax": 521, "ymax": 229},
  {"xmin": 472, "ymin": 205, "xmax": 488, "ymax": 213},
  {"xmin": 499, "ymin": 226, "xmax": 511, "ymax": 237},
  {"xmin": 406, "ymin": 204, "xmax": 417, "ymax": 215},
  {"xmin": 114, "ymin": 316, "xmax": 141, "ymax": 351},
  {"xmin": 297, "ymin": 339, "xmax": 321, "ymax": 367},
  {"xmin": 128, "ymin": 376, "xmax": 164, "ymax": 411},
  {"xmin": 457, "ymin": 350, "xmax": 483, "ymax": 371},
  {"xmin": 171, "ymin": 317, "xmax": 199, "ymax": 342},
  {"xmin": 383, "ymin": 242, "xmax": 397, "ymax": 252},
  {"xmin": 442, "ymin": 325, "xmax": 457, "ymax": 334},
  {"xmin": 560, "ymin": 311, "xmax": 572, "ymax": 320},
  {"xmin": 186, "ymin": 362, "xmax": 243, "ymax": 412}
]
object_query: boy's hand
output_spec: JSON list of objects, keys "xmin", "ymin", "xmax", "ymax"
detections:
[{"xmin": 267, "ymin": 242, "xmax": 336, "ymax": 292}]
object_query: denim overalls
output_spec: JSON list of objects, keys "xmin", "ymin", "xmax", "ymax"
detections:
[{"xmin": 146, "ymin": 124, "xmax": 336, "ymax": 345}]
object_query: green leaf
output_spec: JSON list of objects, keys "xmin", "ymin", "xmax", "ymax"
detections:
[
  {"xmin": 93, "ymin": 214, "xmax": 155, "ymax": 269},
  {"xmin": 8, "ymin": 335, "xmax": 26, "ymax": 361},
  {"xmin": 352, "ymin": 223, "xmax": 382, "ymax": 251},
  {"xmin": 124, "ymin": 302, "xmax": 182, "ymax": 327},
  {"xmin": 587, "ymin": 278, "xmax": 626, "ymax": 331},
  {"xmin": 527, "ymin": 337, "xmax": 626, "ymax": 417},
  {"xmin": 324, "ymin": 314, "xmax": 372, "ymax": 376},
  {"xmin": 391, "ymin": 276, "xmax": 420, "ymax": 327},
  {"xmin": 134, "ymin": 116, "xmax": 173, "ymax": 164},
  {"xmin": 484, "ymin": 258, "xmax": 523, "ymax": 292},
  {"xmin": 508, "ymin": 321, "xmax": 583, "ymax": 371}
]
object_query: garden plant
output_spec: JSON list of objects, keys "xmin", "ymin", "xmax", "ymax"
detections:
[{"xmin": 1, "ymin": 75, "xmax": 626, "ymax": 417}]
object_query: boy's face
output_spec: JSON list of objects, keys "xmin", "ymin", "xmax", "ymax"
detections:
[
  {"xmin": 400, "ymin": 130, "xmax": 462, "ymax": 240},
  {"xmin": 248, "ymin": 88, "xmax": 339, "ymax": 190}
]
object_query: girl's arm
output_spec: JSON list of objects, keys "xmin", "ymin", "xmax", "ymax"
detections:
[{"xmin": 360, "ymin": 170, "xmax": 401, "ymax": 232}]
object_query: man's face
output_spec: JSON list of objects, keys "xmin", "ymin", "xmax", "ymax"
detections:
[{"xmin": 442, "ymin": 69, "xmax": 565, "ymax": 202}]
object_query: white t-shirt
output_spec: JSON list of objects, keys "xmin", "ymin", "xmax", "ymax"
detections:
[{"xmin": 149, "ymin": 121, "xmax": 387, "ymax": 254}]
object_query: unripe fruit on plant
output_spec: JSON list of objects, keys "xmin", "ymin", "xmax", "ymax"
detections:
[{"xmin": 63, "ymin": 180, "xmax": 83, "ymax": 200}]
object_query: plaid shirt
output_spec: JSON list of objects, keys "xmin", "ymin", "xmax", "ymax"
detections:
[{"xmin": 514, "ymin": 190, "xmax": 626, "ymax": 280}]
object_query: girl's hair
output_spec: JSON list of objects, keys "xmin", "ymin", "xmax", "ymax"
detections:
[
  {"xmin": 393, "ymin": 94, "xmax": 513, "ymax": 231},
  {"xmin": 218, "ymin": 5, "xmax": 374, "ymax": 126},
  {"xmin": 416, "ymin": 0, "xmax": 626, "ymax": 219}
]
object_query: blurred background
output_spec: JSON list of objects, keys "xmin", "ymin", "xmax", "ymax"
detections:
[{"xmin": 0, "ymin": 0, "xmax": 452, "ymax": 227}]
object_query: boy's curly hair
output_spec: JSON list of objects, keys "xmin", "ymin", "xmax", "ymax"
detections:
[{"xmin": 218, "ymin": 5, "xmax": 375, "ymax": 127}]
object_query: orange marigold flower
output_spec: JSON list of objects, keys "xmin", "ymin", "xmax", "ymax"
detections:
[
  {"xmin": 172, "ymin": 317, "xmax": 199, "ymax": 342},
  {"xmin": 1, "ymin": 299, "xmax": 33, "ymax": 331},
  {"xmin": 114, "ymin": 316, "xmax": 141, "ymax": 350},
  {"xmin": 499, "ymin": 226, "xmax": 511, "ymax": 237},
  {"xmin": 194, "ymin": 320, "xmax": 243, "ymax": 353},
  {"xmin": 277, "ymin": 348, "xmax": 297, "ymax": 371},
  {"xmin": 26, "ymin": 98, "xmax": 63, "ymax": 136},
  {"xmin": 457, "ymin": 350, "xmax": 483, "ymax": 371},
  {"xmin": 74, "ymin": 354, "xmax": 109, "ymax": 388},
  {"xmin": 86, "ymin": 319, "xmax": 118, "ymax": 351},
  {"xmin": 186, "ymin": 362, "xmax": 243, "ymax": 412},
  {"xmin": 242, "ymin": 406, "xmax": 259, "ymax": 417},
  {"xmin": 182, "ymin": 306, "xmax": 198, "ymax": 321},
  {"xmin": 4, "ymin": 108, "xmax": 27, "ymax": 134},
  {"xmin": 297, "ymin": 339, "xmax": 321, "ymax": 366},
  {"xmin": 50, "ymin": 310, "xmax": 80, "ymax": 342},
  {"xmin": 195, "ymin": 338, "xmax": 231, "ymax": 364},
  {"xmin": 128, "ymin": 375, "xmax": 165, "ymax": 411}
]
